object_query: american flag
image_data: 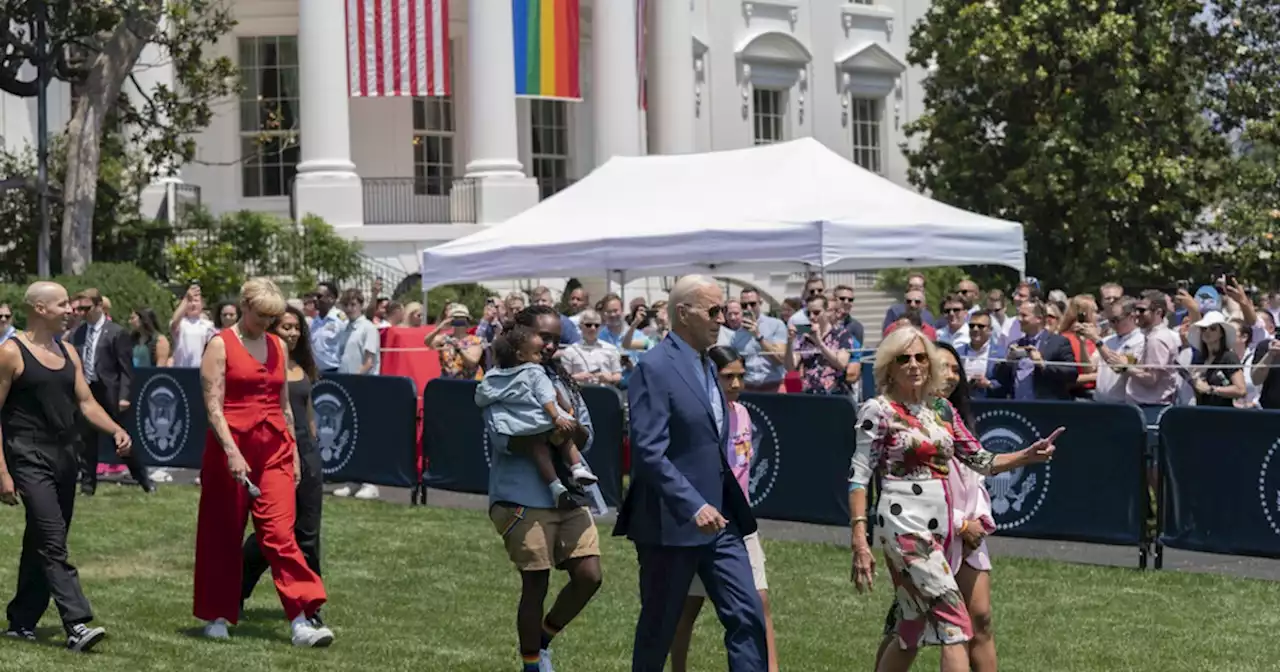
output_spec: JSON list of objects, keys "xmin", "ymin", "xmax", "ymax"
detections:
[{"xmin": 347, "ymin": 0, "xmax": 451, "ymax": 98}]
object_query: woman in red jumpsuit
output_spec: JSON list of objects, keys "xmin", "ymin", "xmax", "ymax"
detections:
[{"xmin": 193, "ymin": 278, "xmax": 332, "ymax": 647}]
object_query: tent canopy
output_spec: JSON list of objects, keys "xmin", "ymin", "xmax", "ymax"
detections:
[{"xmin": 420, "ymin": 138, "xmax": 1024, "ymax": 289}]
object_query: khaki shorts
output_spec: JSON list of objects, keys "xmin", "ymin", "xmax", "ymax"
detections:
[
  {"xmin": 489, "ymin": 503, "xmax": 601, "ymax": 572},
  {"xmin": 689, "ymin": 532, "xmax": 767, "ymax": 597}
]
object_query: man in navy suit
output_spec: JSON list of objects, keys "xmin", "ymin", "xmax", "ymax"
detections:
[
  {"xmin": 993, "ymin": 298, "xmax": 1079, "ymax": 400},
  {"xmin": 614, "ymin": 275, "xmax": 767, "ymax": 671}
]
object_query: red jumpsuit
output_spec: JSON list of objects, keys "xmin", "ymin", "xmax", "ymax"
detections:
[{"xmin": 193, "ymin": 331, "xmax": 326, "ymax": 623}]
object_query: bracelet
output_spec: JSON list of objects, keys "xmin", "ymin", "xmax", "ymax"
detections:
[
  {"xmin": 851, "ymin": 515, "xmax": 868, "ymax": 526},
  {"xmin": 959, "ymin": 520, "xmax": 969, "ymax": 534}
]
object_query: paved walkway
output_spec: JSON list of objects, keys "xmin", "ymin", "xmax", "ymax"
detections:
[{"xmin": 129, "ymin": 469, "xmax": 1280, "ymax": 582}]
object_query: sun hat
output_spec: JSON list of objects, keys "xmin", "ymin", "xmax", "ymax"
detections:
[
  {"xmin": 448, "ymin": 304, "xmax": 471, "ymax": 320},
  {"xmin": 1187, "ymin": 311, "xmax": 1236, "ymax": 354}
]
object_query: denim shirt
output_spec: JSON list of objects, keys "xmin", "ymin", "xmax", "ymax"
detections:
[{"xmin": 488, "ymin": 368, "xmax": 594, "ymax": 509}]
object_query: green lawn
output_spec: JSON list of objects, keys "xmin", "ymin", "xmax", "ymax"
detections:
[{"xmin": 0, "ymin": 486, "xmax": 1277, "ymax": 671}]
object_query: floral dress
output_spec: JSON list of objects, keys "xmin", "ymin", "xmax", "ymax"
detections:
[
  {"xmin": 794, "ymin": 326, "xmax": 854, "ymax": 395},
  {"xmin": 438, "ymin": 334, "xmax": 484, "ymax": 380},
  {"xmin": 849, "ymin": 395, "xmax": 997, "ymax": 649}
]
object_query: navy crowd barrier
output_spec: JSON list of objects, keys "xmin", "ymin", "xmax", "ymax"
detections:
[
  {"xmin": 737, "ymin": 392, "xmax": 858, "ymax": 526},
  {"xmin": 420, "ymin": 378, "xmax": 625, "ymax": 506},
  {"xmin": 1159, "ymin": 407, "xmax": 1280, "ymax": 559},
  {"xmin": 113, "ymin": 367, "xmax": 419, "ymax": 487},
  {"xmin": 968, "ymin": 400, "xmax": 1147, "ymax": 545}
]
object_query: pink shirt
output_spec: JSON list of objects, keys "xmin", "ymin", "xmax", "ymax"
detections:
[
  {"xmin": 726, "ymin": 401, "xmax": 752, "ymax": 497},
  {"xmin": 947, "ymin": 459, "xmax": 995, "ymax": 572}
]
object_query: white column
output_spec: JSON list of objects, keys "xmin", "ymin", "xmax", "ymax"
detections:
[
  {"xmin": 129, "ymin": 16, "xmax": 184, "ymax": 221},
  {"xmin": 293, "ymin": 0, "xmax": 363, "ymax": 227},
  {"xmin": 460, "ymin": 0, "xmax": 539, "ymax": 223},
  {"xmin": 647, "ymin": 0, "xmax": 696, "ymax": 154},
  {"xmin": 591, "ymin": 0, "xmax": 641, "ymax": 165},
  {"xmin": 464, "ymin": 0, "xmax": 524, "ymax": 177}
]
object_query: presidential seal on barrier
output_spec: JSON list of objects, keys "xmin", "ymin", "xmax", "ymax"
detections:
[
  {"xmin": 135, "ymin": 374, "xmax": 189, "ymax": 464},
  {"xmin": 739, "ymin": 400, "xmax": 780, "ymax": 508},
  {"xmin": 313, "ymin": 379, "xmax": 359, "ymax": 476},
  {"xmin": 1257, "ymin": 438, "xmax": 1280, "ymax": 537},
  {"xmin": 974, "ymin": 408, "xmax": 1050, "ymax": 531}
]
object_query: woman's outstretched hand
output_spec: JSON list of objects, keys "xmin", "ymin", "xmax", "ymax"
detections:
[{"xmin": 1022, "ymin": 427, "xmax": 1065, "ymax": 465}]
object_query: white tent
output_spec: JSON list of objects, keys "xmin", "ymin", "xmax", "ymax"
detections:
[{"xmin": 420, "ymin": 138, "xmax": 1024, "ymax": 289}]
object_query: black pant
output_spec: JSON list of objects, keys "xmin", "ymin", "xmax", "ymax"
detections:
[
  {"xmin": 4, "ymin": 435, "xmax": 94, "ymax": 630},
  {"xmin": 79, "ymin": 380, "xmax": 151, "ymax": 490},
  {"xmin": 241, "ymin": 445, "xmax": 323, "ymax": 602}
]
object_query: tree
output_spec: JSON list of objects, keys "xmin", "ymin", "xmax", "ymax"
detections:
[
  {"xmin": 904, "ymin": 0, "xmax": 1229, "ymax": 293},
  {"xmin": 1186, "ymin": 1, "xmax": 1280, "ymax": 290},
  {"xmin": 0, "ymin": 126, "xmax": 156, "ymax": 281},
  {"xmin": 0, "ymin": 0, "xmax": 237, "ymax": 274}
]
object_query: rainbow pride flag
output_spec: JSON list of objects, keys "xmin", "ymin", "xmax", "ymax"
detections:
[{"xmin": 512, "ymin": 0, "xmax": 581, "ymax": 100}]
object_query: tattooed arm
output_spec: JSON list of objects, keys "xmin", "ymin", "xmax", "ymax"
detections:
[{"xmin": 201, "ymin": 336, "xmax": 248, "ymax": 480}]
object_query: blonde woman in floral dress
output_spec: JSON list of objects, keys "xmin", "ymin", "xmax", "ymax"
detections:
[{"xmin": 848, "ymin": 327, "xmax": 1063, "ymax": 672}]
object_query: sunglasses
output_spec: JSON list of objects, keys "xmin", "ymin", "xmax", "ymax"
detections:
[
  {"xmin": 836, "ymin": 296, "xmax": 854, "ymax": 303},
  {"xmin": 1133, "ymin": 307, "xmax": 1149, "ymax": 314},
  {"xmin": 895, "ymin": 353, "xmax": 929, "ymax": 365},
  {"xmin": 906, "ymin": 299, "xmax": 923, "ymax": 306},
  {"xmin": 944, "ymin": 307, "xmax": 966, "ymax": 314},
  {"xmin": 0, "ymin": 313, "xmax": 10, "ymax": 319},
  {"xmin": 581, "ymin": 322, "xmax": 601, "ymax": 328},
  {"xmin": 75, "ymin": 305, "xmax": 91, "ymax": 313},
  {"xmin": 742, "ymin": 301, "xmax": 759, "ymax": 308},
  {"xmin": 808, "ymin": 310, "xmax": 823, "ymax": 318},
  {"xmin": 970, "ymin": 323, "xmax": 991, "ymax": 330}
]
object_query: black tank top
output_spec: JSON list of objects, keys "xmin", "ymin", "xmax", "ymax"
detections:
[
  {"xmin": 3, "ymin": 338, "xmax": 79, "ymax": 442},
  {"xmin": 287, "ymin": 369, "xmax": 316, "ymax": 453}
]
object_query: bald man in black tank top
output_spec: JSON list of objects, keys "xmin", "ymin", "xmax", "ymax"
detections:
[{"xmin": 0, "ymin": 281, "xmax": 133, "ymax": 652}]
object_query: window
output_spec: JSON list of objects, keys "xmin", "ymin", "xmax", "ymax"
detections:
[
  {"xmin": 413, "ymin": 96, "xmax": 455, "ymax": 195},
  {"xmin": 850, "ymin": 98, "xmax": 882, "ymax": 174},
  {"xmin": 239, "ymin": 36, "xmax": 301, "ymax": 198},
  {"xmin": 752, "ymin": 89, "xmax": 785, "ymax": 145},
  {"xmin": 530, "ymin": 100, "xmax": 570, "ymax": 199}
]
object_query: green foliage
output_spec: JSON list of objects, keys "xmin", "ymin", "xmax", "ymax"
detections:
[
  {"xmin": 424, "ymin": 284, "xmax": 494, "ymax": 324},
  {"xmin": 0, "ymin": 129, "xmax": 152, "ymax": 280},
  {"xmin": 163, "ymin": 210, "xmax": 365, "ymax": 303},
  {"xmin": 877, "ymin": 267, "xmax": 970, "ymax": 313},
  {"xmin": 0, "ymin": 262, "xmax": 175, "ymax": 328},
  {"xmin": 904, "ymin": 0, "xmax": 1229, "ymax": 293}
]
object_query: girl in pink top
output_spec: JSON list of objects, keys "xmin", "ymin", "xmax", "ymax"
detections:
[{"xmin": 670, "ymin": 345, "xmax": 779, "ymax": 672}]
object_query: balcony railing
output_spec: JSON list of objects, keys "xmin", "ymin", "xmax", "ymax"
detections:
[{"xmin": 362, "ymin": 176, "xmax": 478, "ymax": 225}]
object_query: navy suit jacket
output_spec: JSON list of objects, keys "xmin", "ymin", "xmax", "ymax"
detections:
[
  {"xmin": 992, "ymin": 331, "xmax": 1078, "ymax": 400},
  {"xmin": 614, "ymin": 334, "xmax": 757, "ymax": 547}
]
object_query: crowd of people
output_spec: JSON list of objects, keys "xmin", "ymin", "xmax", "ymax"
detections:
[{"xmin": 897, "ymin": 272, "xmax": 1280, "ymax": 411}]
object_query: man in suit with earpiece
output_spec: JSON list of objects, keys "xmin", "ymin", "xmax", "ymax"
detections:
[
  {"xmin": 615, "ymin": 274, "xmax": 767, "ymax": 671},
  {"xmin": 71, "ymin": 289, "xmax": 152, "ymax": 494}
]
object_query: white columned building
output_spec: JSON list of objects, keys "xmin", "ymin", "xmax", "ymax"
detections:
[
  {"xmin": 461, "ymin": 0, "xmax": 540, "ymax": 224},
  {"xmin": 293, "ymin": 0, "xmax": 363, "ymax": 229},
  {"xmin": 590, "ymin": 0, "xmax": 641, "ymax": 164},
  {"xmin": 648, "ymin": 0, "xmax": 697, "ymax": 155},
  {"xmin": 0, "ymin": 0, "xmax": 928, "ymax": 305}
]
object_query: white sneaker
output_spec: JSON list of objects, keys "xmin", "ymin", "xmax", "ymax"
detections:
[
  {"xmin": 570, "ymin": 464, "xmax": 598, "ymax": 486},
  {"xmin": 353, "ymin": 484, "xmax": 380, "ymax": 500},
  {"xmin": 539, "ymin": 648, "xmax": 555, "ymax": 672},
  {"xmin": 290, "ymin": 616, "xmax": 334, "ymax": 648},
  {"xmin": 332, "ymin": 485, "xmax": 353, "ymax": 497},
  {"xmin": 150, "ymin": 468, "xmax": 173, "ymax": 483},
  {"xmin": 203, "ymin": 618, "xmax": 229, "ymax": 640}
]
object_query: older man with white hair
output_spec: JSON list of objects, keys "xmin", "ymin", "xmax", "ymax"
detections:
[
  {"xmin": 615, "ymin": 275, "xmax": 768, "ymax": 671},
  {"xmin": 0, "ymin": 281, "xmax": 133, "ymax": 652}
]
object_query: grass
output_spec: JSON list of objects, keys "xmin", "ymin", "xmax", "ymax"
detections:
[{"xmin": 0, "ymin": 486, "xmax": 1278, "ymax": 671}]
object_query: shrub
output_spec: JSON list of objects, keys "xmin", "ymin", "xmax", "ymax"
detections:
[{"xmin": 0, "ymin": 262, "xmax": 176, "ymax": 327}]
